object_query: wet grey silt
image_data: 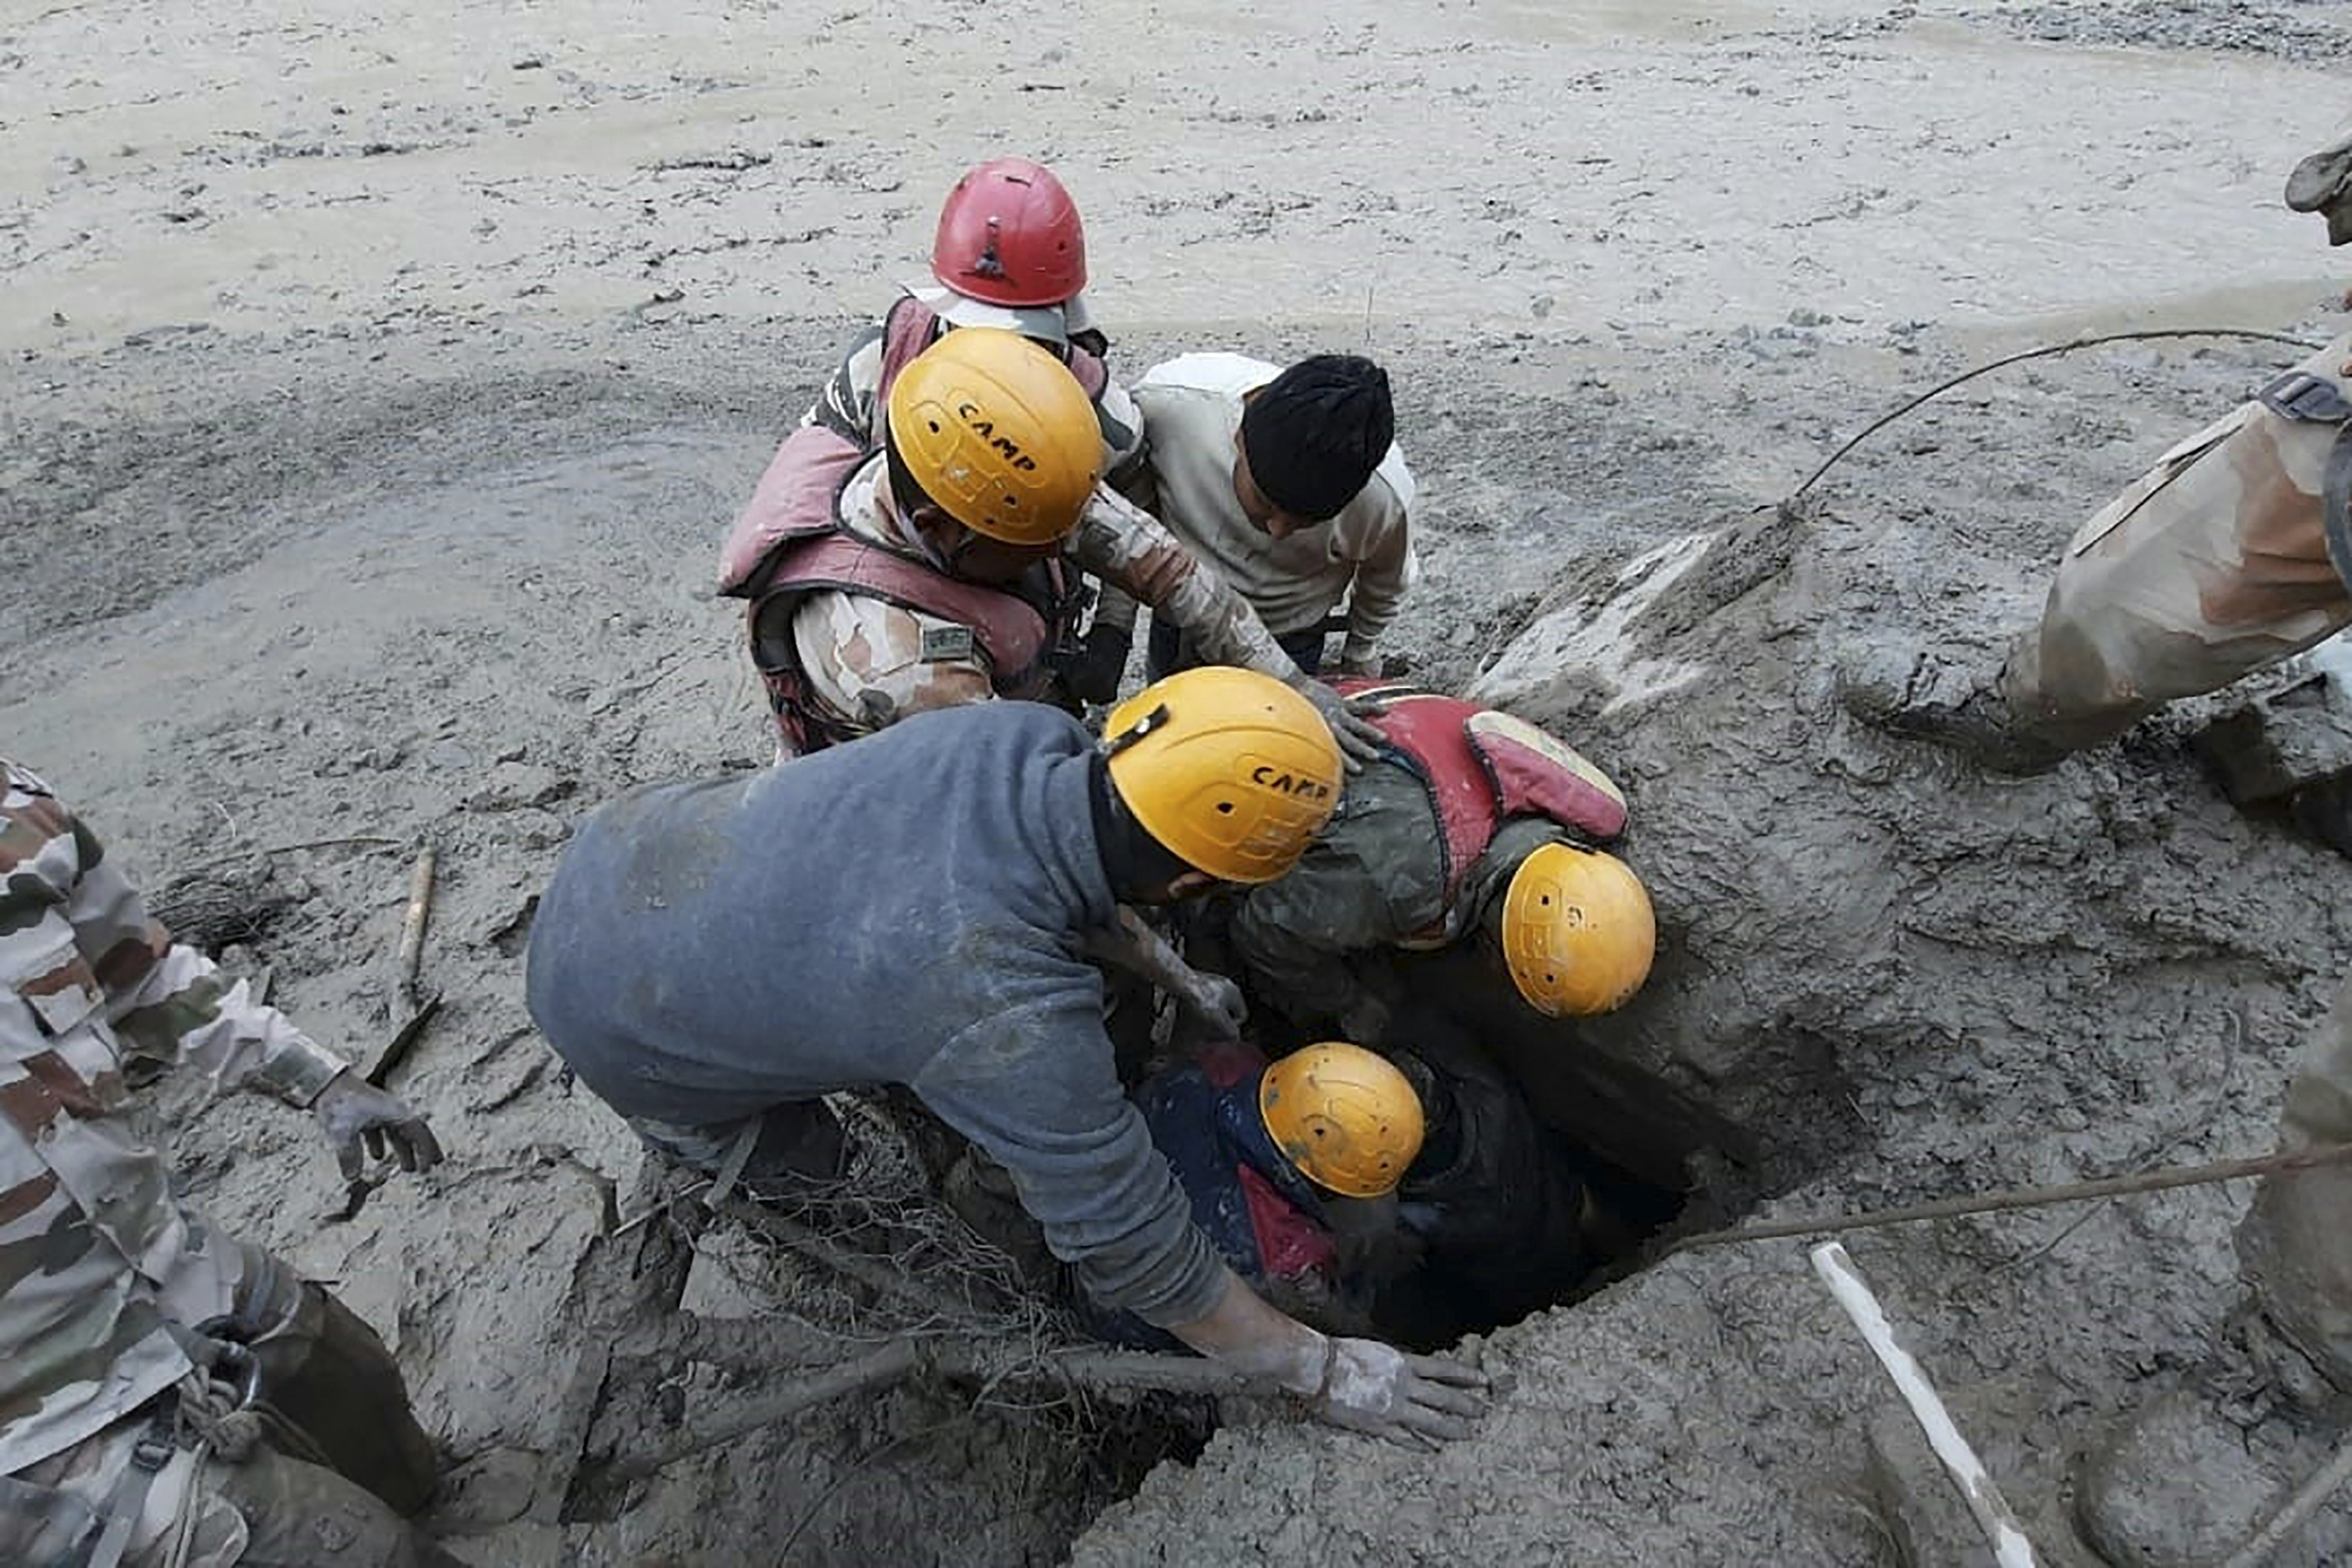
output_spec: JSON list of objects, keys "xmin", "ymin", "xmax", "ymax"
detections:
[{"xmin": 1079, "ymin": 351, "xmax": 2352, "ymax": 1562}]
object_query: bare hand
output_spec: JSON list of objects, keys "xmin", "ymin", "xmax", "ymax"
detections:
[
  {"xmin": 1312, "ymin": 1338, "xmax": 1489, "ymax": 1448},
  {"xmin": 312, "ymin": 1073, "xmax": 444, "ymax": 1183}
]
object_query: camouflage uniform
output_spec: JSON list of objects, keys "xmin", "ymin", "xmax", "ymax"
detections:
[
  {"xmin": 0, "ymin": 761, "xmax": 440, "ymax": 1568},
  {"xmin": 1999, "ymin": 329, "xmax": 2352, "ymax": 752},
  {"xmin": 791, "ymin": 455, "xmax": 1310, "ymax": 743},
  {"xmin": 801, "ymin": 300, "xmax": 1145, "ymax": 480}
]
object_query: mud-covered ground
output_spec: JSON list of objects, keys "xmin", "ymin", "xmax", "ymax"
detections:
[{"xmin": 5, "ymin": 1, "xmax": 2351, "ymax": 1563}]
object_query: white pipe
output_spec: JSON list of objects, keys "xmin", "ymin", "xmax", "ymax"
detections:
[{"xmin": 1809, "ymin": 1241, "xmax": 2040, "ymax": 1568}]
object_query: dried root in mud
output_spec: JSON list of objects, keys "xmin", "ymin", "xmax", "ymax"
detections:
[{"xmin": 560, "ymin": 1098, "xmax": 1242, "ymax": 1519}]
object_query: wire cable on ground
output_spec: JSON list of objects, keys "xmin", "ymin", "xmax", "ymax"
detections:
[
  {"xmin": 1790, "ymin": 327, "xmax": 2326, "ymax": 501},
  {"xmin": 1670, "ymin": 1142, "xmax": 2352, "ymax": 1253}
]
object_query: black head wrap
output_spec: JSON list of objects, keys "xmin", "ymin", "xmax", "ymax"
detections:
[{"xmin": 1239, "ymin": 355, "xmax": 1395, "ymax": 521}]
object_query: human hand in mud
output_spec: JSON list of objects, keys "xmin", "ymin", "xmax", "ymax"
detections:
[
  {"xmin": 312, "ymin": 1072, "xmax": 445, "ymax": 1183},
  {"xmin": 1312, "ymin": 1337, "xmax": 1488, "ymax": 1449},
  {"xmin": 1177, "ymin": 970, "xmax": 1248, "ymax": 1038},
  {"xmin": 1299, "ymin": 679, "xmax": 1386, "ymax": 770}
]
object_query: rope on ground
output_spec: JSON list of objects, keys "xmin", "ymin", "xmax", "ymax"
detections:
[
  {"xmin": 1669, "ymin": 1142, "xmax": 2352, "ymax": 1253},
  {"xmin": 1789, "ymin": 327, "xmax": 2326, "ymax": 502}
]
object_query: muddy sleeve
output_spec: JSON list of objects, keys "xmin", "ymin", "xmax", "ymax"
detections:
[
  {"xmin": 1067, "ymin": 492, "xmax": 1303, "ymax": 681},
  {"xmin": 914, "ymin": 943, "xmax": 1225, "ymax": 1325},
  {"xmin": 1228, "ymin": 878, "xmax": 1380, "ymax": 1029},
  {"xmin": 801, "ymin": 319, "xmax": 888, "ymax": 442},
  {"xmin": 1338, "ymin": 490, "xmax": 1415, "ymax": 663},
  {"xmin": 1228, "ymin": 773, "xmax": 1445, "ymax": 1028},
  {"xmin": 50, "ymin": 799, "xmax": 348, "ymax": 1105}
]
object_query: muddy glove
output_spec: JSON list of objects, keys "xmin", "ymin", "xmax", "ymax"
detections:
[
  {"xmin": 1175, "ymin": 969, "xmax": 1248, "ymax": 1038},
  {"xmin": 1061, "ymin": 622, "xmax": 1133, "ymax": 705},
  {"xmin": 1299, "ymin": 679, "xmax": 1386, "ymax": 770},
  {"xmin": 1334, "ymin": 634, "xmax": 1387, "ymax": 679},
  {"xmin": 312, "ymin": 1072, "xmax": 445, "ymax": 1182},
  {"xmin": 1311, "ymin": 1337, "xmax": 1488, "ymax": 1449}
]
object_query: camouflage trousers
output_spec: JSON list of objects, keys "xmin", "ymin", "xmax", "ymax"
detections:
[
  {"xmin": 2002, "ymin": 330, "xmax": 2352, "ymax": 752},
  {"xmin": 5, "ymin": 1249, "xmax": 448, "ymax": 1568},
  {"xmin": 2239, "ymin": 964, "xmax": 2352, "ymax": 1396}
]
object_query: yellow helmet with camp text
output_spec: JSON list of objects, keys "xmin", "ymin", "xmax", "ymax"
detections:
[
  {"xmin": 1102, "ymin": 667, "xmax": 1341, "ymax": 885},
  {"xmin": 1500, "ymin": 842, "xmax": 1656, "ymax": 1018},
  {"xmin": 886, "ymin": 327, "xmax": 1101, "ymax": 546},
  {"xmin": 1258, "ymin": 1042, "xmax": 1425, "ymax": 1199}
]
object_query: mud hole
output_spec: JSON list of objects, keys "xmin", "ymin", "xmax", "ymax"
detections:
[{"xmin": 9, "ymin": 0, "xmax": 2352, "ymax": 1563}]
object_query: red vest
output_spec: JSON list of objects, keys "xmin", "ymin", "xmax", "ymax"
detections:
[
  {"xmin": 715, "ymin": 298, "xmax": 1110, "ymax": 752},
  {"xmin": 1333, "ymin": 678, "xmax": 1629, "ymax": 934}
]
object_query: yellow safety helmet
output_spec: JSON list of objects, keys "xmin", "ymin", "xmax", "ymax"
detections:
[
  {"xmin": 1499, "ymin": 842, "xmax": 1656, "ymax": 1018},
  {"xmin": 1102, "ymin": 667, "xmax": 1341, "ymax": 885},
  {"xmin": 885, "ymin": 327, "xmax": 1102, "ymax": 546},
  {"xmin": 1258, "ymin": 1042, "xmax": 1425, "ymax": 1199}
]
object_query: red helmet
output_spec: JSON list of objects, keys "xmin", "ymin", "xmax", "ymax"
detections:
[{"xmin": 931, "ymin": 158, "xmax": 1087, "ymax": 310}]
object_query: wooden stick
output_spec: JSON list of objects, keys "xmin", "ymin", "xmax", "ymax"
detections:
[
  {"xmin": 1810, "ymin": 1242, "xmax": 2040, "ymax": 1568},
  {"xmin": 604, "ymin": 1337, "xmax": 1271, "ymax": 1481},
  {"xmin": 1674, "ymin": 1144, "xmax": 2352, "ymax": 1253},
  {"xmin": 395, "ymin": 846, "xmax": 437, "ymax": 1008},
  {"xmin": 2217, "ymin": 1433, "xmax": 2352, "ymax": 1568}
]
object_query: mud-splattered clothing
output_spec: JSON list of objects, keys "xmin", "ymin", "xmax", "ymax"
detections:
[
  {"xmin": 2000, "ymin": 330, "xmax": 2352, "ymax": 750},
  {"xmin": 524, "ymin": 704, "xmax": 1227, "ymax": 1326},
  {"xmin": 1130, "ymin": 352, "xmax": 1418, "ymax": 669},
  {"xmin": 0, "ymin": 760, "xmax": 348, "ymax": 1480},
  {"xmin": 6, "ymin": 1249, "xmax": 445, "ymax": 1568},
  {"xmin": 1087, "ymin": 1041, "xmax": 1346, "ymax": 1349},
  {"xmin": 1390, "ymin": 1031, "xmax": 1594, "ymax": 1328},
  {"xmin": 784, "ymin": 454, "xmax": 1305, "ymax": 744},
  {"xmin": 2240, "ymin": 963, "xmax": 2352, "ymax": 1395},
  {"xmin": 1227, "ymin": 758, "xmax": 1559, "ymax": 1031},
  {"xmin": 802, "ymin": 293, "xmax": 1145, "ymax": 480}
]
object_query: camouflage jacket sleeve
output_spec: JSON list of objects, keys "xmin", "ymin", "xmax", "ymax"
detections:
[
  {"xmin": 1096, "ymin": 379, "xmax": 1148, "ymax": 491},
  {"xmin": 800, "ymin": 318, "xmax": 890, "ymax": 442},
  {"xmin": 2, "ymin": 761, "xmax": 348, "ymax": 1108},
  {"xmin": 1065, "ymin": 488, "xmax": 1304, "ymax": 681},
  {"xmin": 791, "ymin": 589, "xmax": 998, "ymax": 737}
]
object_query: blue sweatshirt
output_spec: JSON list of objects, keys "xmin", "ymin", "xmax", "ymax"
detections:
[{"xmin": 524, "ymin": 703, "xmax": 1224, "ymax": 1326}]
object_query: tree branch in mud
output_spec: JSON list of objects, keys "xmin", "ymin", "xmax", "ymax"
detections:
[{"xmin": 602, "ymin": 1336, "xmax": 1272, "ymax": 1483}]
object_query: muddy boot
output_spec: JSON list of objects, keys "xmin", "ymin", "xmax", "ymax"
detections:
[
  {"xmin": 1835, "ymin": 643, "xmax": 2073, "ymax": 775},
  {"xmin": 2072, "ymin": 1315, "xmax": 2351, "ymax": 1566},
  {"xmin": 2077, "ymin": 972, "xmax": 2352, "ymax": 1564}
]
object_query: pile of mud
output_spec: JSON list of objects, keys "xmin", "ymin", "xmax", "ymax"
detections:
[{"xmin": 1075, "ymin": 329, "xmax": 2352, "ymax": 1562}]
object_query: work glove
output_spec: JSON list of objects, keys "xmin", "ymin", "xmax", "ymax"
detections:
[
  {"xmin": 1334, "ymin": 637, "xmax": 1387, "ymax": 679},
  {"xmin": 1175, "ymin": 969, "xmax": 1248, "ymax": 1039},
  {"xmin": 312, "ymin": 1072, "xmax": 445, "ymax": 1183},
  {"xmin": 1061, "ymin": 622, "xmax": 1133, "ymax": 706},
  {"xmin": 1298, "ymin": 678, "xmax": 1386, "ymax": 771},
  {"xmin": 1310, "ymin": 1336, "xmax": 1489, "ymax": 1449}
]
